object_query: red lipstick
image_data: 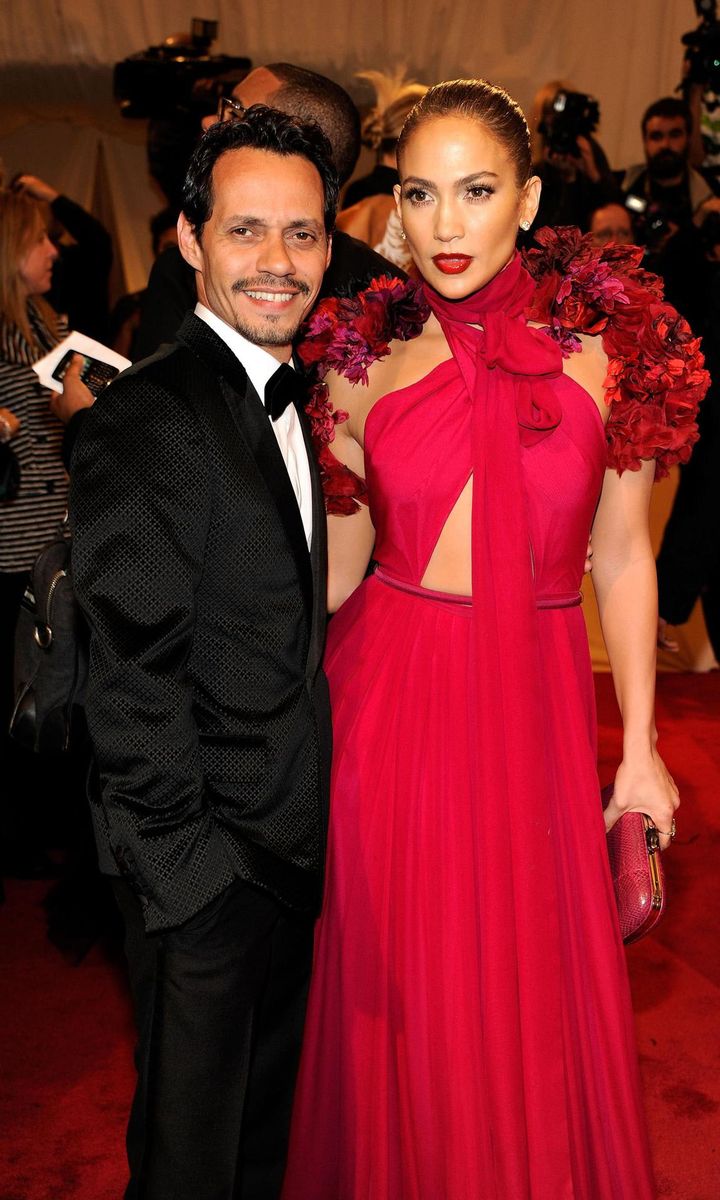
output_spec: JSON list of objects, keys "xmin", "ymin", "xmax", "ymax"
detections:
[{"xmin": 432, "ymin": 254, "xmax": 472, "ymax": 274}]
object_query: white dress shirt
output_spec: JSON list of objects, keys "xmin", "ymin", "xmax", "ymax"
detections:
[{"xmin": 195, "ymin": 303, "xmax": 313, "ymax": 548}]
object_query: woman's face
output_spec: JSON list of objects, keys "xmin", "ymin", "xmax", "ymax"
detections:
[
  {"xmin": 395, "ymin": 115, "xmax": 540, "ymax": 297},
  {"xmin": 18, "ymin": 226, "xmax": 58, "ymax": 297}
]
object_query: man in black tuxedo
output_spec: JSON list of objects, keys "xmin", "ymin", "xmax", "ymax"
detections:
[{"xmin": 70, "ymin": 109, "xmax": 337, "ymax": 1199}]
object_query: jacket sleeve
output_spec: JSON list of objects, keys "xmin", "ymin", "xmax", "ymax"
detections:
[
  {"xmin": 69, "ymin": 372, "xmax": 234, "ymax": 931},
  {"xmin": 132, "ymin": 247, "xmax": 196, "ymax": 360},
  {"xmin": 51, "ymin": 195, "xmax": 113, "ymax": 272}
]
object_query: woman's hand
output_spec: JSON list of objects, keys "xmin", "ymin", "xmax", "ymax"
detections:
[
  {"xmin": 604, "ymin": 748, "xmax": 680, "ymax": 850},
  {"xmin": 657, "ymin": 617, "xmax": 679, "ymax": 653},
  {"xmin": 49, "ymin": 355, "xmax": 94, "ymax": 423},
  {"xmin": 13, "ymin": 174, "xmax": 60, "ymax": 204}
]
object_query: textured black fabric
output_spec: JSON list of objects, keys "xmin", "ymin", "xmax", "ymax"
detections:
[
  {"xmin": 114, "ymin": 876, "xmax": 313, "ymax": 1200},
  {"xmin": 70, "ymin": 313, "xmax": 331, "ymax": 932}
]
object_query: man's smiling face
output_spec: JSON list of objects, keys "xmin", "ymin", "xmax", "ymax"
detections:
[{"xmin": 178, "ymin": 146, "xmax": 331, "ymax": 360}]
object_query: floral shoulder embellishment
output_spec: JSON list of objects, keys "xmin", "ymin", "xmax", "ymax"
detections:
[
  {"xmin": 298, "ymin": 276, "xmax": 429, "ymax": 513},
  {"xmin": 522, "ymin": 226, "xmax": 708, "ymax": 478}
]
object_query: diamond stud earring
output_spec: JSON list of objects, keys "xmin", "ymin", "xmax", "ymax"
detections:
[{"xmin": 520, "ymin": 220, "xmax": 531, "ymax": 232}]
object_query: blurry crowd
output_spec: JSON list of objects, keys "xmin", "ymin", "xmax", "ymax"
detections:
[{"xmin": 0, "ymin": 61, "xmax": 718, "ymax": 925}]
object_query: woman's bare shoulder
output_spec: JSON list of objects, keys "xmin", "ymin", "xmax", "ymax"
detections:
[
  {"xmin": 328, "ymin": 318, "xmax": 449, "ymax": 439},
  {"xmin": 561, "ymin": 331, "xmax": 610, "ymax": 421}
]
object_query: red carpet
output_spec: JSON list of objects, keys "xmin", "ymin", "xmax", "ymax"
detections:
[{"xmin": 1, "ymin": 673, "xmax": 719, "ymax": 1199}]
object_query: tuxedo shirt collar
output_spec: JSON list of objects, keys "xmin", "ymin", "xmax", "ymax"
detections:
[{"xmin": 194, "ymin": 302, "xmax": 295, "ymax": 402}]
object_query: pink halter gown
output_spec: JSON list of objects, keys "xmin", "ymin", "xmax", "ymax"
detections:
[{"xmin": 282, "ymin": 255, "xmax": 656, "ymax": 1199}]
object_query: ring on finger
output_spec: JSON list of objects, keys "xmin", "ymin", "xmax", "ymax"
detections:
[{"xmin": 656, "ymin": 818, "xmax": 676, "ymax": 840}]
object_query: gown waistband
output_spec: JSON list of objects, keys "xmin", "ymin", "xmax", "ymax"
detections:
[{"xmin": 373, "ymin": 567, "xmax": 582, "ymax": 610}]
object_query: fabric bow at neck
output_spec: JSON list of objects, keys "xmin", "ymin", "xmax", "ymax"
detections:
[
  {"xmin": 264, "ymin": 362, "xmax": 305, "ymax": 421},
  {"xmin": 424, "ymin": 252, "xmax": 564, "ymax": 445}
]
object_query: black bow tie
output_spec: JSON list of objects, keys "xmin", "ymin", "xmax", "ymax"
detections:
[{"xmin": 264, "ymin": 363, "xmax": 305, "ymax": 421}]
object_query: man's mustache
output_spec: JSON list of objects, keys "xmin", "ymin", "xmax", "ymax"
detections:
[
  {"xmin": 231, "ymin": 276, "xmax": 312, "ymax": 296},
  {"xmin": 648, "ymin": 149, "xmax": 685, "ymax": 179}
]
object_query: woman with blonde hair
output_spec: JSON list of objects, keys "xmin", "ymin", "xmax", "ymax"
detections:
[{"xmin": 339, "ymin": 70, "xmax": 428, "ymax": 269}]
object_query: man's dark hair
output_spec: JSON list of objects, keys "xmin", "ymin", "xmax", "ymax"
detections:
[
  {"xmin": 641, "ymin": 97, "xmax": 692, "ymax": 137},
  {"xmin": 182, "ymin": 105, "xmax": 339, "ymax": 236},
  {"xmin": 265, "ymin": 63, "xmax": 361, "ymax": 185}
]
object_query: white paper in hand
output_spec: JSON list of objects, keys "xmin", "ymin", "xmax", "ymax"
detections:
[{"xmin": 32, "ymin": 332, "xmax": 131, "ymax": 394}]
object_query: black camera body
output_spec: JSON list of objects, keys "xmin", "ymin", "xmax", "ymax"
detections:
[
  {"xmin": 114, "ymin": 18, "xmax": 250, "ymax": 119},
  {"xmin": 539, "ymin": 90, "xmax": 600, "ymax": 157},
  {"xmin": 624, "ymin": 194, "xmax": 670, "ymax": 251}
]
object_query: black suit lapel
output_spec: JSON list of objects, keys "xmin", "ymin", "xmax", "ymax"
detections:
[
  {"xmin": 177, "ymin": 313, "xmax": 314, "ymax": 629},
  {"xmin": 226, "ymin": 375, "xmax": 314, "ymax": 628}
]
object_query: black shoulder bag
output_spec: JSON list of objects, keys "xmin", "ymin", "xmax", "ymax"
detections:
[{"xmin": 10, "ymin": 519, "xmax": 88, "ymax": 753}]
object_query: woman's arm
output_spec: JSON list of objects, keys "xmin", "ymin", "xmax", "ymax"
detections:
[
  {"xmin": 591, "ymin": 459, "xmax": 679, "ymax": 848},
  {"xmin": 323, "ymin": 371, "xmax": 376, "ymax": 612}
]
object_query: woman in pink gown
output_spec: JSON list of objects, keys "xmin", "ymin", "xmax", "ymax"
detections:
[{"xmin": 282, "ymin": 80, "xmax": 704, "ymax": 1199}]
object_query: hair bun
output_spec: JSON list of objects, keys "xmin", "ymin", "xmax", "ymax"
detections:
[
  {"xmin": 356, "ymin": 68, "xmax": 428, "ymax": 151},
  {"xmin": 360, "ymin": 107, "xmax": 384, "ymax": 151}
]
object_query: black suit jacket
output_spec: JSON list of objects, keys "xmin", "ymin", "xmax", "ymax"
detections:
[{"xmin": 70, "ymin": 314, "xmax": 331, "ymax": 932}]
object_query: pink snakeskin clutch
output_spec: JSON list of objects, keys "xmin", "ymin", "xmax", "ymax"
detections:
[{"xmin": 601, "ymin": 785, "xmax": 666, "ymax": 944}]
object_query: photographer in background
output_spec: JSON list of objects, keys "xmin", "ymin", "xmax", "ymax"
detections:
[
  {"xmin": 621, "ymin": 97, "xmax": 720, "ymax": 326},
  {"xmin": 589, "ymin": 201, "xmax": 634, "ymax": 247},
  {"xmin": 527, "ymin": 80, "xmax": 620, "ymax": 234}
]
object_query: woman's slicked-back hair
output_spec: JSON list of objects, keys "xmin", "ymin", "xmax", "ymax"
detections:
[
  {"xmin": 397, "ymin": 79, "xmax": 532, "ymax": 186},
  {"xmin": 182, "ymin": 104, "xmax": 340, "ymax": 237}
]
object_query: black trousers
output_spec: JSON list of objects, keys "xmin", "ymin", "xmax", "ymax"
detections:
[
  {"xmin": 656, "ymin": 385, "xmax": 720, "ymax": 658},
  {"xmin": 113, "ymin": 876, "xmax": 314, "ymax": 1200}
]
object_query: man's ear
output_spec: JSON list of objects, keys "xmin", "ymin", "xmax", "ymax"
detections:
[{"xmin": 177, "ymin": 212, "xmax": 203, "ymax": 272}]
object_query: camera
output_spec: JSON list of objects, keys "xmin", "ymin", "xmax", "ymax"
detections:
[
  {"xmin": 624, "ymin": 195, "xmax": 670, "ymax": 251},
  {"xmin": 114, "ymin": 19, "xmax": 251, "ymax": 120},
  {"xmin": 681, "ymin": 1, "xmax": 720, "ymax": 92},
  {"xmin": 539, "ymin": 90, "xmax": 600, "ymax": 157}
]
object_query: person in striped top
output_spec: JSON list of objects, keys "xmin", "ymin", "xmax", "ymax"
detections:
[{"xmin": 0, "ymin": 187, "xmax": 92, "ymax": 877}]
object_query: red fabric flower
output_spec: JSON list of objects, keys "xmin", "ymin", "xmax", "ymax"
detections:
[
  {"xmin": 523, "ymin": 226, "xmax": 708, "ymax": 479},
  {"xmin": 300, "ymin": 234, "xmax": 708, "ymax": 512},
  {"xmin": 298, "ymin": 277, "xmax": 428, "ymax": 512}
]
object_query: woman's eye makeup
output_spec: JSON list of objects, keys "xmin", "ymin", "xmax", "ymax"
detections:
[
  {"xmin": 467, "ymin": 184, "xmax": 495, "ymax": 200},
  {"xmin": 402, "ymin": 182, "xmax": 496, "ymax": 205},
  {"xmin": 403, "ymin": 187, "xmax": 431, "ymax": 204}
]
